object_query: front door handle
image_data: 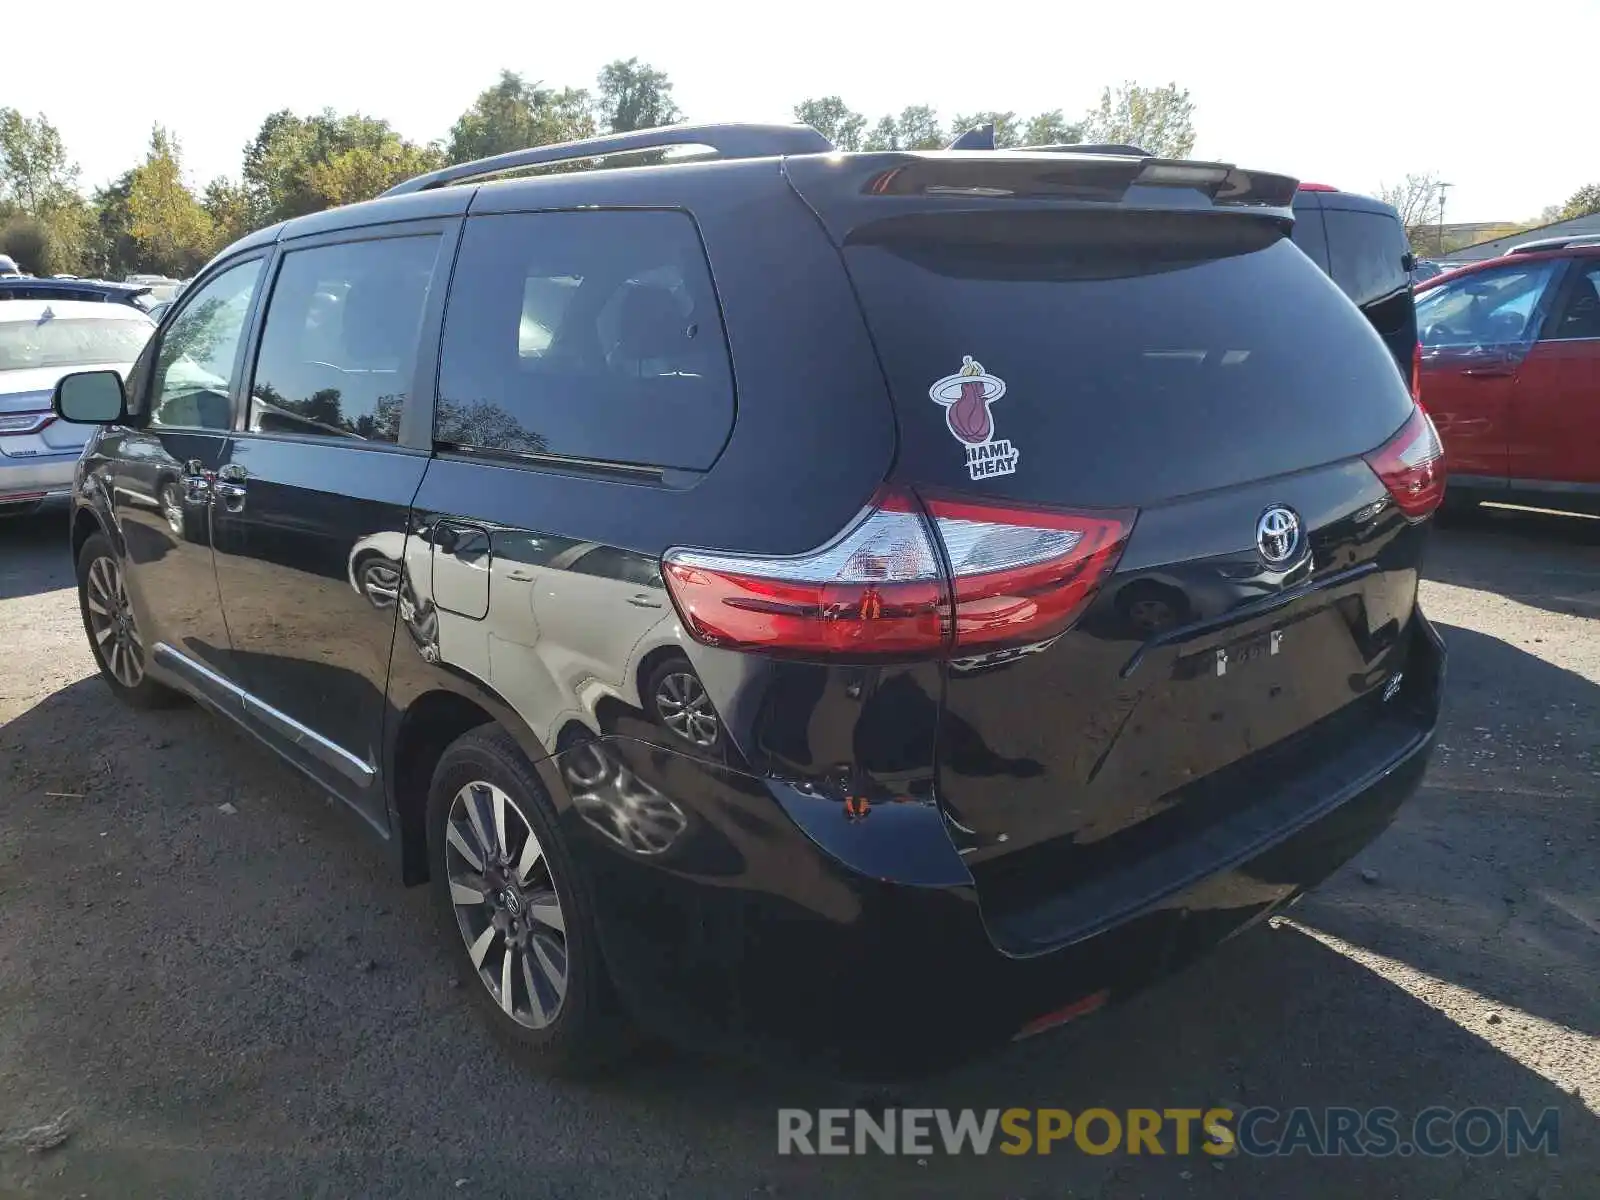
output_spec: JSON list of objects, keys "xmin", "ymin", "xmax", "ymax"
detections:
[
  {"xmin": 1462, "ymin": 362, "xmax": 1515, "ymax": 377},
  {"xmin": 214, "ymin": 464, "xmax": 248, "ymax": 513},
  {"xmin": 628, "ymin": 594, "xmax": 664, "ymax": 609}
]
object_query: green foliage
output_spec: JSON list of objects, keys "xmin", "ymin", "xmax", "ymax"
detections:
[
  {"xmin": 126, "ymin": 127, "xmax": 215, "ymax": 278},
  {"xmin": 894, "ymin": 106, "xmax": 945, "ymax": 151},
  {"xmin": 202, "ymin": 178, "xmax": 254, "ymax": 252},
  {"xmin": 1022, "ymin": 110, "xmax": 1084, "ymax": 147},
  {"xmin": 793, "ymin": 97, "xmax": 868, "ymax": 151},
  {"xmin": 245, "ymin": 109, "xmax": 443, "ymax": 224},
  {"xmin": 595, "ymin": 59, "xmax": 680, "ymax": 133},
  {"xmin": 863, "ymin": 116, "xmax": 901, "ymax": 152},
  {"xmin": 1079, "ymin": 82, "xmax": 1196, "ymax": 157},
  {"xmin": 446, "ymin": 71, "xmax": 595, "ymax": 165},
  {"xmin": 0, "ymin": 215, "xmax": 56, "ymax": 274},
  {"xmin": 0, "ymin": 108, "xmax": 78, "ymax": 212},
  {"xmin": 1560, "ymin": 183, "xmax": 1600, "ymax": 221}
]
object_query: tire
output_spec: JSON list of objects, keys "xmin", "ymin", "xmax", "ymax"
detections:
[
  {"xmin": 76, "ymin": 531, "xmax": 182, "ymax": 709},
  {"xmin": 643, "ymin": 655, "xmax": 724, "ymax": 754},
  {"xmin": 426, "ymin": 724, "xmax": 631, "ymax": 1076}
]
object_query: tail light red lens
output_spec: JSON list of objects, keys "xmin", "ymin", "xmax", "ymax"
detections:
[
  {"xmin": 921, "ymin": 495, "xmax": 1135, "ymax": 651},
  {"xmin": 663, "ymin": 488, "xmax": 1135, "ymax": 660},
  {"xmin": 1365, "ymin": 405, "xmax": 1446, "ymax": 520},
  {"xmin": 1296, "ymin": 182, "xmax": 1339, "ymax": 192}
]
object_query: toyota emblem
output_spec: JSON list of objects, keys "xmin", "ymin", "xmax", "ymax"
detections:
[{"xmin": 1256, "ymin": 506, "xmax": 1303, "ymax": 566}]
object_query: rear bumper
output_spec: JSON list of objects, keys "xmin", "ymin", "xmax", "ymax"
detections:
[
  {"xmin": 569, "ymin": 612, "xmax": 1443, "ymax": 1079},
  {"xmin": 0, "ymin": 454, "xmax": 75, "ymax": 504}
]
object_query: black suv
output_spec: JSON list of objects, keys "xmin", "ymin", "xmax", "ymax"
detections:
[
  {"xmin": 1291, "ymin": 184, "xmax": 1421, "ymax": 394},
  {"xmin": 52, "ymin": 124, "xmax": 1446, "ymax": 1079}
]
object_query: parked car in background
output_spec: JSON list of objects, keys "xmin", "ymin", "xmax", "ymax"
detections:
[
  {"xmin": 0, "ymin": 277, "xmax": 158, "ymax": 313},
  {"xmin": 1416, "ymin": 242, "xmax": 1600, "ymax": 510},
  {"xmin": 1411, "ymin": 259, "xmax": 1448, "ymax": 284},
  {"xmin": 0, "ymin": 255, "xmax": 22, "ymax": 277},
  {"xmin": 0, "ymin": 300, "xmax": 154, "ymax": 514},
  {"xmin": 52, "ymin": 124, "xmax": 1444, "ymax": 1079},
  {"xmin": 1291, "ymin": 184, "xmax": 1421, "ymax": 396}
]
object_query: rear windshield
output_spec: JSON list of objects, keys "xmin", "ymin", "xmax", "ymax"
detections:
[
  {"xmin": 842, "ymin": 211, "xmax": 1414, "ymax": 507},
  {"xmin": 0, "ymin": 315, "xmax": 152, "ymax": 372}
]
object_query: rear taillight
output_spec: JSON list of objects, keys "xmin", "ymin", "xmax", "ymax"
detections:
[
  {"xmin": 0, "ymin": 410, "xmax": 55, "ymax": 436},
  {"xmin": 1365, "ymin": 406, "xmax": 1446, "ymax": 520},
  {"xmin": 921, "ymin": 495, "xmax": 1134, "ymax": 651},
  {"xmin": 1296, "ymin": 182, "xmax": 1339, "ymax": 192},
  {"xmin": 1411, "ymin": 341, "xmax": 1423, "ymax": 405},
  {"xmin": 662, "ymin": 488, "xmax": 1134, "ymax": 660}
]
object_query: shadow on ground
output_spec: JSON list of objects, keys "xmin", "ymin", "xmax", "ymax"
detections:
[
  {"xmin": 1, "ymin": 658, "xmax": 1594, "ymax": 1198},
  {"xmin": 0, "ymin": 506, "xmax": 72, "ymax": 602}
]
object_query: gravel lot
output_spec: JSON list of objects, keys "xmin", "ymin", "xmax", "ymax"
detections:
[{"xmin": 1, "ymin": 504, "xmax": 1596, "ymax": 1199}]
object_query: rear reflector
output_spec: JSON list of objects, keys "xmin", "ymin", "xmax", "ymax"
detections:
[
  {"xmin": 0, "ymin": 410, "xmax": 55, "ymax": 436},
  {"xmin": 1410, "ymin": 341, "xmax": 1423, "ymax": 405},
  {"xmin": 663, "ymin": 489, "xmax": 1134, "ymax": 660},
  {"xmin": 1365, "ymin": 406, "xmax": 1446, "ymax": 520}
]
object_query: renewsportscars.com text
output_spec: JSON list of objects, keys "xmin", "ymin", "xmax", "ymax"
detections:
[{"xmin": 777, "ymin": 1106, "xmax": 1560, "ymax": 1158}]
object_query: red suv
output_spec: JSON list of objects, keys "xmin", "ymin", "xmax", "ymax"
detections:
[{"xmin": 1416, "ymin": 240, "xmax": 1600, "ymax": 508}]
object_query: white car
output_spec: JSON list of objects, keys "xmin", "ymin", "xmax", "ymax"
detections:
[{"xmin": 0, "ymin": 300, "xmax": 154, "ymax": 514}]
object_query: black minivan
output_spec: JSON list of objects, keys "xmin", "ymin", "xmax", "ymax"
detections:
[
  {"xmin": 1291, "ymin": 183, "xmax": 1421, "ymax": 395},
  {"xmin": 52, "ymin": 125, "xmax": 1446, "ymax": 1079}
]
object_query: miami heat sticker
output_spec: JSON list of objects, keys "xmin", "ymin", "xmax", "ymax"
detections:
[{"xmin": 928, "ymin": 356, "xmax": 1018, "ymax": 481}]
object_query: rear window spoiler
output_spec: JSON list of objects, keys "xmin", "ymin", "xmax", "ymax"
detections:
[{"xmin": 784, "ymin": 151, "xmax": 1299, "ymax": 243}]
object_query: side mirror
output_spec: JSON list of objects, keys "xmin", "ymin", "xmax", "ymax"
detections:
[
  {"xmin": 1401, "ymin": 252, "xmax": 1417, "ymax": 273},
  {"xmin": 53, "ymin": 370, "xmax": 128, "ymax": 425}
]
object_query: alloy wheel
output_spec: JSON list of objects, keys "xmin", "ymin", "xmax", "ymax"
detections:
[
  {"xmin": 360, "ymin": 559, "xmax": 402, "ymax": 608},
  {"xmin": 654, "ymin": 670, "xmax": 720, "ymax": 748},
  {"xmin": 160, "ymin": 483, "xmax": 185, "ymax": 537},
  {"xmin": 444, "ymin": 781, "xmax": 568, "ymax": 1029},
  {"xmin": 84, "ymin": 556, "xmax": 145, "ymax": 689}
]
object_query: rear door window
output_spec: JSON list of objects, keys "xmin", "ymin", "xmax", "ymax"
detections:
[
  {"xmin": 1544, "ymin": 261, "xmax": 1600, "ymax": 341},
  {"xmin": 436, "ymin": 210, "xmax": 735, "ymax": 470},
  {"xmin": 1290, "ymin": 204, "xmax": 1330, "ymax": 271},
  {"xmin": 841, "ymin": 209, "xmax": 1414, "ymax": 507},
  {"xmin": 1324, "ymin": 208, "xmax": 1411, "ymax": 307}
]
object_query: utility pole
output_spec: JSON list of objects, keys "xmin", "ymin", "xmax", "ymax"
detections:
[{"xmin": 1437, "ymin": 182, "xmax": 1453, "ymax": 257}]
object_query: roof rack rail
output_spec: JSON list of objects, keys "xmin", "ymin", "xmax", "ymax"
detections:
[
  {"xmin": 1504, "ymin": 233, "xmax": 1600, "ymax": 256},
  {"xmin": 382, "ymin": 122, "xmax": 836, "ymax": 197},
  {"xmin": 1015, "ymin": 142, "xmax": 1152, "ymax": 156}
]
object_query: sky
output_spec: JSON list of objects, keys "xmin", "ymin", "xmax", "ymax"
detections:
[{"xmin": 10, "ymin": 0, "xmax": 1596, "ymax": 225}]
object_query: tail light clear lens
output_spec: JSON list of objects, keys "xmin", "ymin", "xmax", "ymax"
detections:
[
  {"xmin": 662, "ymin": 489, "xmax": 948, "ymax": 658},
  {"xmin": 0, "ymin": 410, "xmax": 55, "ymax": 436},
  {"xmin": 922, "ymin": 495, "xmax": 1135, "ymax": 651},
  {"xmin": 663, "ymin": 488, "xmax": 1135, "ymax": 660},
  {"xmin": 1365, "ymin": 405, "xmax": 1446, "ymax": 520}
]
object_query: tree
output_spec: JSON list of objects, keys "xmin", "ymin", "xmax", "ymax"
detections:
[
  {"xmin": 202, "ymin": 178, "xmax": 254, "ymax": 252},
  {"xmin": 0, "ymin": 109, "xmax": 77, "ymax": 213},
  {"xmin": 304, "ymin": 141, "xmax": 443, "ymax": 209},
  {"xmin": 863, "ymin": 115, "xmax": 901, "ymax": 151},
  {"xmin": 1377, "ymin": 173, "xmax": 1446, "ymax": 246},
  {"xmin": 1559, "ymin": 183, "xmax": 1600, "ymax": 221},
  {"xmin": 895, "ymin": 106, "xmax": 945, "ymax": 150},
  {"xmin": 793, "ymin": 97, "xmax": 867, "ymax": 151},
  {"xmin": 244, "ymin": 109, "xmax": 445, "ymax": 224},
  {"xmin": 0, "ymin": 216, "xmax": 57, "ymax": 275},
  {"xmin": 949, "ymin": 111, "xmax": 1022, "ymax": 148},
  {"xmin": 446, "ymin": 71, "xmax": 595, "ymax": 165},
  {"xmin": 595, "ymin": 58, "xmax": 680, "ymax": 133},
  {"xmin": 1080, "ymin": 83, "xmax": 1195, "ymax": 157},
  {"xmin": 126, "ymin": 126, "xmax": 215, "ymax": 277},
  {"xmin": 1023, "ymin": 109, "xmax": 1084, "ymax": 147}
]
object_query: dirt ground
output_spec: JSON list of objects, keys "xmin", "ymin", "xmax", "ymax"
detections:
[{"xmin": 1, "ymin": 504, "xmax": 1596, "ymax": 1199}]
